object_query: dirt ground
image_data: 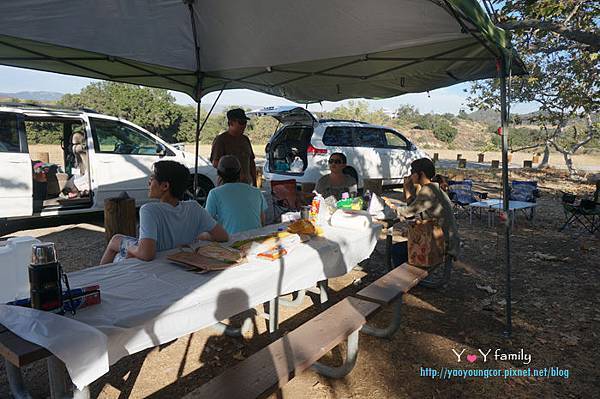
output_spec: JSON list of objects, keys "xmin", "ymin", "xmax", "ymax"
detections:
[{"xmin": 1, "ymin": 167, "xmax": 599, "ymax": 398}]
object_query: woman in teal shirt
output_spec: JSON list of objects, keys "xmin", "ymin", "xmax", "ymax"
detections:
[{"xmin": 205, "ymin": 155, "xmax": 267, "ymax": 234}]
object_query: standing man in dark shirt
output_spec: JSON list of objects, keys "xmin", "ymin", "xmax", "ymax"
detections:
[{"xmin": 210, "ymin": 108, "xmax": 257, "ymax": 186}]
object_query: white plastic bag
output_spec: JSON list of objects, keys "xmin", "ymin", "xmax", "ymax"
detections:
[{"xmin": 289, "ymin": 156, "xmax": 304, "ymax": 173}]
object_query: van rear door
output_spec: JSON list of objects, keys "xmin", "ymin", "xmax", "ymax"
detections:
[
  {"xmin": 248, "ymin": 106, "xmax": 317, "ymax": 126},
  {"xmin": 0, "ymin": 113, "xmax": 32, "ymax": 218}
]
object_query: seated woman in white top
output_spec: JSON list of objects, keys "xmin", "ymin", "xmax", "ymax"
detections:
[
  {"xmin": 100, "ymin": 160, "xmax": 228, "ymax": 264},
  {"xmin": 315, "ymin": 152, "xmax": 357, "ymax": 200}
]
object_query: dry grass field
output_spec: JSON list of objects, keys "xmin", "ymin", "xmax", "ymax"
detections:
[{"xmin": 29, "ymin": 144, "xmax": 599, "ymax": 172}]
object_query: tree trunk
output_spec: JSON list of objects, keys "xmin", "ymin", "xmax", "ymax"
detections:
[
  {"xmin": 562, "ymin": 152, "xmax": 577, "ymax": 176},
  {"xmin": 537, "ymin": 143, "xmax": 551, "ymax": 169},
  {"xmin": 104, "ymin": 197, "xmax": 137, "ymax": 243}
]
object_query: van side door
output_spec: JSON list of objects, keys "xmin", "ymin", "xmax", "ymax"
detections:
[
  {"xmin": 0, "ymin": 113, "xmax": 32, "ymax": 218},
  {"xmin": 352, "ymin": 127, "xmax": 388, "ymax": 181},
  {"xmin": 382, "ymin": 129, "xmax": 412, "ymax": 182},
  {"xmin": 89, "ymin": 118, "xmax": 170, "ymax": 206}
]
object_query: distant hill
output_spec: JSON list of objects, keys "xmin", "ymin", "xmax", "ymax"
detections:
[
  {"xmin": 0, "ymin": 91, "xmax": 64, "ymax": 101},
  {"xmin": 466, "ymin": 109, "xmax": 499, "ymax": 125}
]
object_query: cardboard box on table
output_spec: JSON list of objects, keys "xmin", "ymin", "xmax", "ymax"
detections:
[{"xmin": 407, "ymin": 219, "xmax": 445, "ymax": 267}]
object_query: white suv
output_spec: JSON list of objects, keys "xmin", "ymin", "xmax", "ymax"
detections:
[
  {"xmin": 251, "ymin": 106, "xmax": 428, "ymax": 188},
  {"xmin": 0, "ymin": 103, "xmax": 217, "ymax": 222}
]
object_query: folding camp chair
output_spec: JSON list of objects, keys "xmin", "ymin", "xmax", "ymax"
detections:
[
  {"xmin": 270, "ymin": 179, "xmax": 300, "ymax": 222},
  {"xmin": 559, "ymin": 192, "xmax": 600, "ymax": 235},
  {"xmin": 509, "ymin": 180, "xmax": 540, "ymax": 220},
  {"xmin": 447, "ymin": 179, "xmax": 487, "ymax": 218}
]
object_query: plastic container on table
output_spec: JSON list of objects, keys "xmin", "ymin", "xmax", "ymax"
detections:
[{"xmin": 0, "ymin": 236, "xmax": 41, "ymax": 303}]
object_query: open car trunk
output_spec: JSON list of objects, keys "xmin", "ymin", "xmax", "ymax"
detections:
[
  {"xmin": 266, "ymin": 125, "xmax": 313, "ymax": 175},
  {"xmin": 249, "ymin": 106, "xmax": 316, "ymax": 175}
]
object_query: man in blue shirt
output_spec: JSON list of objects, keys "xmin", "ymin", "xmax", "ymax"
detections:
[
  {"xmin": 100, "ymin": 161, "xmax": 228, "ymax": 264},
  {"xmin": 205, "ymin": 155, "xmax": 267, "ymax": 235}
]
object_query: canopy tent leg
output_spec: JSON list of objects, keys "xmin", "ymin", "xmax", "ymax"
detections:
[
  {"xmin": 499, "ymin": 56, "xmax": 512, "ymax": 338},
  {"xmin": 191, "ymin": 86, "xmax": 225, "ymax": 198}
]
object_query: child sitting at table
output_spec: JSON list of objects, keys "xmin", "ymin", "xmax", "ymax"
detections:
[
  {"xmin": 205, "ymin": 155, "xmax": 267, "ymax": 234},
  {"xmin": 390, "ymin": 158, "xmax": 460, "ymax": 260},
  {"xmin": 100, "ymin": 160, "xmax": 228, "ymax": 264}
]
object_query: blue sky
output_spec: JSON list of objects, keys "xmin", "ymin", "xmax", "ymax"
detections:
[{"xmin": 0, "ymin": 65, "xmax": 538, "ymax": 114}]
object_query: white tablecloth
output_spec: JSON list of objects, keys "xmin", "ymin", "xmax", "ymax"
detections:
[{"xmin": 0, "ymin": 223, "xmax": 380, "ymax": 389}]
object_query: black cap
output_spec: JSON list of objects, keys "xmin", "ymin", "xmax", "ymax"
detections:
[
  {"xmin": 226, "ymin": 108, "xmax": 250, "ymax": 122},
  {"xmin": 217, "ymin": 155, "xmax": 241, "ymax": 175}
]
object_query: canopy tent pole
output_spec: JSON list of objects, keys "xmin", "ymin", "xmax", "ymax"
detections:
[
  {"xmin": 191, "ymin": 86, "xmax": 226, "ymax": 192},
  {"xmin": 498, "ymin": 56, "xmax": 512, "ymax": 337},
  {"xmin": 184, "ymin": 0, "xmax": 205, "ymax": 198}
]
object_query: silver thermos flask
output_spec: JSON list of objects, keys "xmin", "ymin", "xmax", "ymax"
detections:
[{"xmin": 29, "ymin": 242, "xmax": 63, "ymax": 313}]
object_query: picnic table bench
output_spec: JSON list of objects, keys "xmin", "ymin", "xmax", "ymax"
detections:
[
  {"xmin": 184, "ymin": 262, "xmax": 433, "ymax": 398},
  {"xmin": 0, "ymin": 322, "xmax": 85, "ymax": 399}
]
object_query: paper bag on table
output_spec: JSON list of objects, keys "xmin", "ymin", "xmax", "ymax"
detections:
[{"xmin": 407, "ymin": 219, "xmax": 445, "ymax": 267}]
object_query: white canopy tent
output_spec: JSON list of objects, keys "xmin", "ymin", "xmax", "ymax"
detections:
[{"xmin": 0, "ymin": 0, "xmax": 523, "ymax": 336}]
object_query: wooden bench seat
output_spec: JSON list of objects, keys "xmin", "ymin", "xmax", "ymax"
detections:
[
  {"xmin": 0, "ymin": 324, "xmax": 51, "ymax": 368},
  {"xmin": 183, "ymin": 297, "xmax": 380, "ymax": 399},
  {"xmin": 351, "ymin": 263, "xmax": 429, "ymax": 339},
  {"xmin": 354, "ymin": 263, "xmax": 428, "ymax": 305}
]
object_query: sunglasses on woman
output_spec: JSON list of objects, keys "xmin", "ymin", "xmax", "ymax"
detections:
[{"xmin": 328, "ymin": 159, "xmax": 344, "ymax": 164}]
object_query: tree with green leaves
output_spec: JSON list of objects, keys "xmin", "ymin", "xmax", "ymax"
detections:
[
  {"xmin": 469, "ymin": 0, "xmax": 599, "ymax": 175},
  {"xmin": 60, "ymin": 82, "xmax": 182, "ymax": 142},
  {"xmin": 326, "ymin": 100, "xmax": 391, "ymax": 126}
]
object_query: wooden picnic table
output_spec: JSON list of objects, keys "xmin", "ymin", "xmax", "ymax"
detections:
[{"xmin": 0, "ymin": 222, "xmax": 380, "ymax": 399}]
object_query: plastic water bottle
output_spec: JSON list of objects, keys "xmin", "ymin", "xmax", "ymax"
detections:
[{"xmin": 363, "ymin": 189, "xmax": 372, "ymax": 210}]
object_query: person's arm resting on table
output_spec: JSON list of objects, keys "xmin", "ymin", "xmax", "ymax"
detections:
[
  {"xmin": 198, "ymin": 224, "xmax": 229, "ymax": 242},
  {"xmin": 126, "ymin": 238, "xmax": 156, "ymax": 261}
]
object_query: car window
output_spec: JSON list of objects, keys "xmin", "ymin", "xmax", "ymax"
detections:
[
  {"xmin": 322, "ymin": 126, "xmax": 355, "ymax": 146},
  {"xmin": 384, "ymin": 130, "xmax": 409, "ymax": 149},
  {"xmin": 354, "ymin": 127, "xmax": 386, "ymax": 148},
  {"xmin": 0, "ymin": 115, "xmax": 21, "ymax": 153},
  {"xmin": 91, "ymin": 118, "xmax": 159, "ymax": 155}
]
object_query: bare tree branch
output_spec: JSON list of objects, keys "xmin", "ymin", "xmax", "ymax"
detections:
[
  {"xmin": 529, "ymin": 43, "xmax": 592, "ymax": 53},
  {"xmin": 498, "ymin": 20, "xmax": 600, "ymax": 50},
  {"xmin": 511, "ymin": 143, "xmax": 544, "ymax": 152},
  {"xmin": 564, "ymin": 1, "xmax": 584, "ymax": 25}
]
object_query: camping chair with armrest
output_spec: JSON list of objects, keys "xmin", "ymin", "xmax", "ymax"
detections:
[
  {"xmin": 559, "ymin": 192, "xmax": 600, "ymax": 236},
  {"xmin": 447, "ymin": 179, "xmax": 488, "ymax": 219},
  {"xmin": 509, "ymin": 180, "xmax": 540, "ymax": 220}
]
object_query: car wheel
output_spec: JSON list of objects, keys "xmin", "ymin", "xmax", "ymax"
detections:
[{"xmin": 185, "ymin": 175, "xmax": 214, "ymax": 206}]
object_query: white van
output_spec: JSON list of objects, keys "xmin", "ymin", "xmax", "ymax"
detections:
[
  {"xmin": 0, "ymin": 103, "xmax": 217, "ymax": 223},
  {"xmin": 250, "ymin": 106, "xmax": 428, "ymax": 187}
]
